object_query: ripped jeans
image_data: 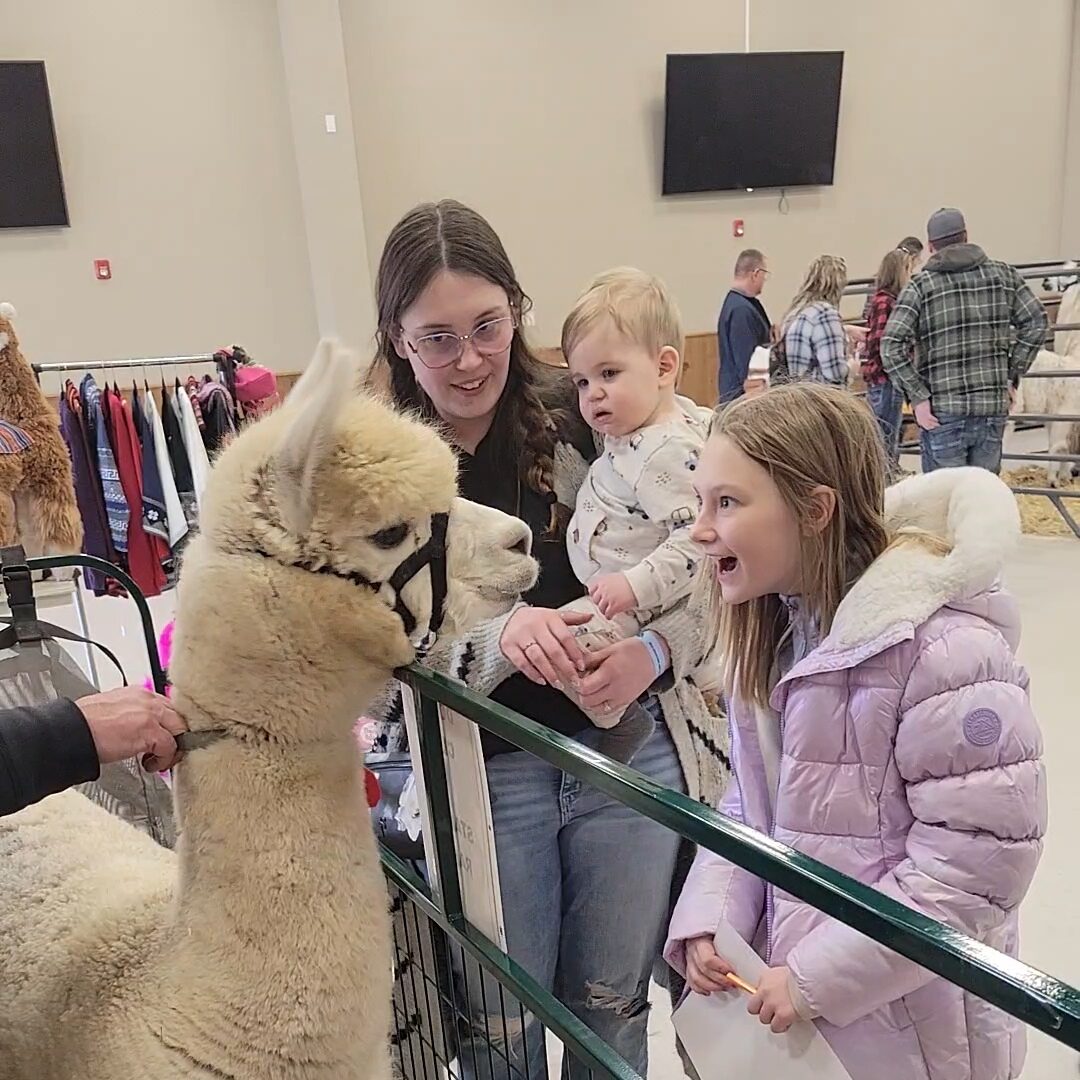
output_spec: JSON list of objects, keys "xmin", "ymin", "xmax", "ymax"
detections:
[{"xmin": 456, "ymin": 710, "xmax": 685, "ymax": 1079}]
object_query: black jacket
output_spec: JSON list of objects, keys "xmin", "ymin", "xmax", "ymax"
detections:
[{"xmin": 0, "ymin": 698, "xmax": 100, "ymax": 817}]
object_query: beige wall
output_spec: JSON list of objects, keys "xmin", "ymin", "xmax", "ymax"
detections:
[
  {"xmin": 0, "ymin": 0, "xmax": 318, "ymax": 375},
  {"xmin": 342, "ymin": 0, "xmax": 1076, "ymax": 343},
  {"xmin": 1062, "ymin": 1, "xmax": 1080, "ymax": 254},
  {"xmin": 276, "ymin": 0, "xmax": 376, "ymax": 350}
]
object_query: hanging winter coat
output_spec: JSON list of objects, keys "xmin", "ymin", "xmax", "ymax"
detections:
[
  {"xmin": 143, "ymin": 389, "xmax": 188, "ymax": 550},
  {"xmin": 173, "ymin": 382, "xmax": 211, "ymax": 507},
  {"xmin": 102, "ymin": 387, "xmax": 166, "ymax": 598},
  {"xmin": 196, "ymin": 377, "xmax": 237, "ymax": 454},
  {"xmin": 161, "ymin": 379, "xmax": 195, "ymax": 515},
  {"xmin": 80, "ymin": 375, "xmax": 128, "ymax": 554},
  {"xmin": 58, "ymin": 382, "xmax": 117, "ymax": 595},
  {"xmin": 130, "ymin": 385, "xmax": 169, "ymax": 546}
]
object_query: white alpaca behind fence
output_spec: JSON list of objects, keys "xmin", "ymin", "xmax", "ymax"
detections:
[{"xmin": 1014, "ymin": 348, "xmax": 1080, "ymax": 487}]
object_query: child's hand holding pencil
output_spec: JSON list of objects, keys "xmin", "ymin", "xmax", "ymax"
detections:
[{"xmin": 685, "ymin": 936, "xmax": 742, "ymax": 995}]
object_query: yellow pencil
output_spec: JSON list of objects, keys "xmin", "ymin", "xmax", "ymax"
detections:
[{"xmin": 725, "ymin": 971, "xmax": 757, "ymax": 995}]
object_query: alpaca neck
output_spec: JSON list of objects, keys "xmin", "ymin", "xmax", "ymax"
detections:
[{"xmin": 162, "ymin": 660, "xmax": 395, "ymax": 1029}]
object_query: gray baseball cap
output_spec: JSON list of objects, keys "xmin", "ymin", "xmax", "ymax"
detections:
[{"xmin": 927, "ymin": 207, "xmax": 966, "ymax": 243}]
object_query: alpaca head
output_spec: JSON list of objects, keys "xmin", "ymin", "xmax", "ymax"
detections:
[{"xmin": 197, "ymin": 340, "xmax": 537, "ymax": 675}]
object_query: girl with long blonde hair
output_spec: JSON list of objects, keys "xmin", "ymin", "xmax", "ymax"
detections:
[
  {"xmin": 779, "ymin": 255, "xmax": 851, "ymax": 386},
  {"xmin": 665, "ymin": 382, "xmax": 1045, "ymax": 1080}
]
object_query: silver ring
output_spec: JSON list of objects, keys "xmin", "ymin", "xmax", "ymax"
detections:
[{"xmin": 523, "ymin": 640, "xmax": 539, "ymax": 651}]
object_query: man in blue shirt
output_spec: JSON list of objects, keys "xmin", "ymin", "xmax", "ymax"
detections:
[{"xmin": 717, "ymin": 249, "xmax": 772, "ymax": 404}]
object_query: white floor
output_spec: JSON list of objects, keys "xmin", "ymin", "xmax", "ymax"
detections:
[{"xmin": 52, "ymin": 494, "xmax": 1079, "ymax": 1078}]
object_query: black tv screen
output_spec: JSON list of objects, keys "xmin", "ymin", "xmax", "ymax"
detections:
[
  {"xmin": 0, "ymin": 61, "xmax": 69, "ymax": 228},
  {"xmin": 663, "ymin": 51, "xmax": 844, "ymax": 195}
]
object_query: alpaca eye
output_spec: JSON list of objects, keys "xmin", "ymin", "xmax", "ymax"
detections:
[{"xmin": 371, "ymin": 523, "xmax": 409, "ymax": 549}]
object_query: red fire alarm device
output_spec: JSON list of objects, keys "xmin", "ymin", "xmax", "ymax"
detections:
[
  {"xmin": 93, "ymin": 259, "xmax": 112, "ymax": 280},
  {"xmin": 733, "ymin": 219, "xmax": 745, "ymax": 238}
]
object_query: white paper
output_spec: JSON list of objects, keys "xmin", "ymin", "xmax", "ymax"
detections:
[
  {"xmin": 439, "ymin": 705, "xmax": 507, "ymax": 949},
  {"xmin": 399, "ymin": 685, "xmax": 507, "ymax": 949},
  {"xmin": 673, "ymin": 921, "xmax": 851, "ymax": 1079}
]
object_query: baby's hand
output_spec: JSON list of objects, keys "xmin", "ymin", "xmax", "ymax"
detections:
[
  {"xmin": 685, "ymin": 936, "xmax": 736, "ymax": 995},
  {"xmin": 588, "ymin": 573, "xmax": 637, "ymax": 618}
]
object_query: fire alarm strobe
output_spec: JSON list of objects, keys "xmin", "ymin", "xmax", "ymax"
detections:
[{"xmin": 93, "ymin": 259, "xmax": 112, "ymax": 280}]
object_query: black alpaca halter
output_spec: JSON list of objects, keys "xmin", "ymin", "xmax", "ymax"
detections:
[
  {"xmin": 175, "ymin": 513, "xmax": 450, "ymax": 756},
  {"xmin": 306, "ymin": 511, "xmax": 449, "ymax": 648}
]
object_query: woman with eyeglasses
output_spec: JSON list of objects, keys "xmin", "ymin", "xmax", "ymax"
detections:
[{"xmin": 369, "ymin": 200, "xmax": 727, "ymax": 1079}]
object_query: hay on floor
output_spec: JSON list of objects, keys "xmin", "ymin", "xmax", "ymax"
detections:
[{"xmin": 1002, "ymin": 467, "xmax": 1080, "ymax": 537}]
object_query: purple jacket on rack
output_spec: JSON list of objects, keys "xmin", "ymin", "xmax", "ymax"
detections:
[{"xmin": 58, "ymin": 381, "xmax": 117, "ymax": 595}]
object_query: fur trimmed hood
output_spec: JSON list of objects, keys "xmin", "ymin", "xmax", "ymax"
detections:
[{"xmin": 828, "ymin": 467, "xmax": 1021, "ymax": 651}]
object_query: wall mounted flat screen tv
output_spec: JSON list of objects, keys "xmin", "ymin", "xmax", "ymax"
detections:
[
  {"xmin": 663, "ymin": 51, "xmax": 844, "ymax": 195},
  {"xmin": 0, "ymin": 61, "xmax": 69, "ymax": 228}
]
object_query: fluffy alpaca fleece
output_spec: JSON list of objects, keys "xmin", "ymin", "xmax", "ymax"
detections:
[
  {"xmin": 0, "ymin": 303, "xmax": 82, "ymax": 558},
  {"xmin": 0, "ymin": 341, "xmax": 537, "ymax": 1080},
  {"xmin": 1014, "ymin": 349, "xmax": 1080, "ymax": 487},
  {"xmin": 1055, "ymin": 281, "xmax": 1080, "ymax": 360}
]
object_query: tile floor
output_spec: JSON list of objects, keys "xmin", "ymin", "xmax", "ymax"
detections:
[{"xmin": 35, "ymin": 454, "xmax": 1080, "ymax": 1079}]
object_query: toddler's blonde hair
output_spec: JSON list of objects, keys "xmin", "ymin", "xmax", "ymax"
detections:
[{"xmin": 561, "ymin": 267, "xmax": 683, "ymax": 363}]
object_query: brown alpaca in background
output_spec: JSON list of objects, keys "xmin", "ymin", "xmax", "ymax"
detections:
[{"xmin": 0, "ymin": 304, "xmax": 82, "ymax": 559}]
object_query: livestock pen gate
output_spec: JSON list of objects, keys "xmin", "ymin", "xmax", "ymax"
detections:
[{"xmin": 385, "ymin": 663, "xmax": 1080, "ymax": 1080}]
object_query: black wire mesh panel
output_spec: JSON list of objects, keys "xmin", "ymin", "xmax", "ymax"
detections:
[{"xmin": 387, "ymin": 881, "xmax": 608, "ymax": 1080}]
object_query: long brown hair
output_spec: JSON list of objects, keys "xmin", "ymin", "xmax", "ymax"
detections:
[
  {"xmin": 374, "ymin": 200, "xmax": 569, "ymax": 520},
  {"xmin": 703, "ymin": 383, "xmax": 890, "ymax": 708},
  {"xmin": 874, "ymin": 248, "xmax": 914, "ymax": 298}
]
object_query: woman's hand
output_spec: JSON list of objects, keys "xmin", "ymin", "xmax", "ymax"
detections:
[
  {"xmin": 576, "ymin": 637, "xmax": 656, "ymax": 716},
  {"xmin": 747, "ymin": 966, "xmax": 798, "ymax": 1033},
  {"xmin": 500, "ymin": 607, "xmax": 591, "ymax": 688},
  {"xmin": 685, "ymin": 936, "xmax": 736, "ymax": 995}
]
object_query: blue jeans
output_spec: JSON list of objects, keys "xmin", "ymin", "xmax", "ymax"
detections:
[
  {"xmin": 920, "ymin": 413, "xmax": 1007, "ymax": 474},
  {"xmin": 458, "ymin": 716, "xmax": 685, "ymax": 1079},
  {"xmin": 866, "ymin": 381, "xmax": 904, "ymax": 466}
]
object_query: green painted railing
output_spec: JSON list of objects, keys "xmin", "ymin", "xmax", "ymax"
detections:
[{"xmin": 389, "ymin": 661, "xmax": 1080, "ymax": 1070}]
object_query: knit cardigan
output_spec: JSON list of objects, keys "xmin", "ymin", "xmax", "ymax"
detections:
[{"xmin": 370, "ymin": 422, "xmax": 731, "ymax": 809}]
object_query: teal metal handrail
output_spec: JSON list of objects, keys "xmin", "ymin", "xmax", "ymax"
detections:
[{"xmin": 396, "ymin": 662, "xmax": 1080, "ymax": 1051}]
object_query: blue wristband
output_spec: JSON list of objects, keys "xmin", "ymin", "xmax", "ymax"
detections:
[{"xmin": 639, "ymin": 630, "xmax": 667, "ymax": 680}]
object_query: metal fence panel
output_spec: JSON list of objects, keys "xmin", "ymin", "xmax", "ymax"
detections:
[{"xmin": 383, "ymin": 663, "xmax": 1080, "ymax": 1080}]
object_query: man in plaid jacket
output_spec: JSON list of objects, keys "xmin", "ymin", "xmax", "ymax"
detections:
[{"xmin": 882, "ymin": 208, "xmax": 1047, "ymax": 473}]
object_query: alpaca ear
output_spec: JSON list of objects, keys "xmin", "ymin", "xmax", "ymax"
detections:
[{"xmin": 274, "ymin": 338, "xmax": 357, "ymax": 534}]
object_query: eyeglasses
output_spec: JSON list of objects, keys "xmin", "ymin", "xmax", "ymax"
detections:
[{"xmin": 404, "ymin": 314, "xmax": 517, "ymax": 370}]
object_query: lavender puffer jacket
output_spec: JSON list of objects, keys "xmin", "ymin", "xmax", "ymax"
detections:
[{"xmin": 666, "ymin": 469, "xmax": 1047, "ymax": 1080}]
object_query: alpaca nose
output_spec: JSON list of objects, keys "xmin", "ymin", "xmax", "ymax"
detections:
[{"xmin": 507, "ymin": 522, "xmax": 532, "ymax": 556}]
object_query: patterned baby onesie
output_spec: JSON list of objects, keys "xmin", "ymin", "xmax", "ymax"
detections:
[{"xmin": 567, "ymin": 395, "xmax": 711, "ymax": 620}]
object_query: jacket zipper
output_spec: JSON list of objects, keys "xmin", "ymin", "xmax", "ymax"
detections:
[{"xmin": 764, "ymin": 700, "xmax": 785, "ymax": 966}]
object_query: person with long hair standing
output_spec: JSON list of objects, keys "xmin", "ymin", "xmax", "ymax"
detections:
[
  {"xmin": 862, "ymin": 248, "xmax": 915, "ymax": 466},
  {"xmin": 665, "ymin": 384, "xmax": 1044, "ymax": 1079},
  {"xmin": 779, "ymin": 255, "xmax": 852, "ymax": 386},
  {"xmin": 370, "ymin": 200, "xmax": 728, "ymax": 1078}
]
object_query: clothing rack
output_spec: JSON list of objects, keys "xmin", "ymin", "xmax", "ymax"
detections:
[{"xmin": 32, "ymin": 354, "xmax": 216, "ymax": 380}]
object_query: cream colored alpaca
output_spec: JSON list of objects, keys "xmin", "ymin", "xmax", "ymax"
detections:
[
  {"xmin": 1014, "ymin": 349, "xmax": 1080, "ymax": 487},
  {"xmin": 1054, "ymin": 281, "xmax": 1080, "ymax": 360},
  {"xmin": 0, "ymin": 341, "xmax": 537, "ymax": 1080}
]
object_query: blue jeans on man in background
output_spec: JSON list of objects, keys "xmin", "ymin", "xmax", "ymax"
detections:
[
  {"xmin": 455, "ymin": 715, "xmax": 685, "ymax": 1079},
  {"xmin": 866, "ymin": 380, "xmax": 904, "ymax": 468},
  {"xmin": 920, "ymin": 414, "xmax": 1007, "ymax": 474}
]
